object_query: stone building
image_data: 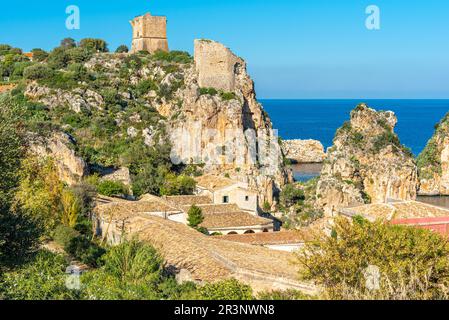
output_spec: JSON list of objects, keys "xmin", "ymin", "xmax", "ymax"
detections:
[
  {"xmin": 130, "ymin": 13, "xmax": 169, "ymax": 54},
  {"xmin": 194, "ymin": 39, "xmax": 244, "ymax": 92},
  {"xmin": 194, "ymin": 174, "xmax": 259, "ymax": 213}
]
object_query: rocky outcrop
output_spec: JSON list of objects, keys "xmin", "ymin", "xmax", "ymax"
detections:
[
  {"xmin": 29, "ymin": 132, "xmax": 88, "ymax": 185},
  {"xmin": 25, "ymin": 81, "xmax": 103, "ymax": 113},
  {"xmin": 316, "ymin": 104, "xmax": 418, "ymax": 216},
  {"xmin": 100, "ymin": 167, "xmax": 132, "ymax": 186},
  {"xmin": 417, "ymin": 113, "xmax": 449, "ymax": 195},
  {"xmin": 283, "ymin": 139, "xmax": 326, "ymax": 163},
  {"xmin": 166, "ymin": 40, "xmax": 290, "ymax": 206}
]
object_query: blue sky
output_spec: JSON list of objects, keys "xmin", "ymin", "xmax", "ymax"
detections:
[{"xmin": 1, "ymin": 0, "xmax": 448, "ymax": 98}]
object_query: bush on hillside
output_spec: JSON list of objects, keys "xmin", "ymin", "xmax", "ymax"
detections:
[{"xmin": 297, "ymin": 216, "xmax": 449, "ymax": 300}]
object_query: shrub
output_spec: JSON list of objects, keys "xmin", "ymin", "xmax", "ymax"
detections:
[
  {"xmin": 53, "ymin": 225, "xmax": 79, "ymax": 248},
  {"xmin": 199, "ymin": 87, "xmax": 218, "ymax": 96},
  {"xmin": 297, "ymin": 217, "xmax": 449, "ymax": 300},
  {"xmin": 60, "ymin": 38, "xmax": 77, "ymax": 49},
  {"xmin": 47, "ymin": 47, "xmax": 70, "ymax": 69},
  {"xmin": 115, "ymin": 45, "xmax": 129, "ymax": 53},
  {"xmin": 80, "ymin": 38, "xmax": 108, "ymax": 53},
  {"xmin": 65, "ymin": 236, "xmax": 106, "ymax": 267},
  {"xmin": 280, "ymin": 184, "xmax": 305, "ymax": 208},
  {"xmin": 160, "ymin": 174, "xmax": 196, "ymax": 196},
  {"xmin": 136, "ymin": 79, "xmax": 158, "ymax": 96},
  {"xmin": 66, "ymin": 47, "xmax": 92, "ymax": 63},
  {"xmin": 23, "ymin": 64, "xmax": 54, "ymax": 80},
  {"xmin": 31, "ymin": 48, "xmax": 49, "ymax": 62},
  {"xmin": 96, "ymin": 180, "xmax": 129, "ymax": 197},
  {"xmin": 198, "ymin": 279, "xmax": 253, "ymax": 300},
  {"xmin": 0, "ymin": 250, "xmax": 76, "ymax": 300},
  {"xmin": 187, "ymin": 205, "xmax": 204, "ymax": 228},
  {"xmin": 152, "ymin": 50, "xmax": 192, "ymax": 64},
  {"xmin": 220, "ymin": 92, "xmax": 237, "ymax": 101}
]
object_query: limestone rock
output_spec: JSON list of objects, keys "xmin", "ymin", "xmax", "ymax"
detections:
[
  {"xmin": 100, "ymin": 167, "xmax": 132, "ymax": 186},
  {"xmin": 168, "ymin": 40, "xmax": 290, "ymax": 206},
  {"xmin": 316, "ymin": 104, "xmax": 418, "ymax": 216},
  {"xmin": 283, "ymin": 139, "xmax": 326, "ymax": 163},
  {"xmin": 29, "ymin": 132, "xmax": 88, "ymax": 185},
  {"xmin": 25, "ymin": 82, "xmax": 103, "ymax": 113},
  {"xmin": 418, "ymin": 114, "xmax": 449, "ymax": 195}
]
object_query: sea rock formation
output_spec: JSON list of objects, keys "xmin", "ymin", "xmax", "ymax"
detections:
[
  {"xmin": 417, "ymin": 113, "xmax": 449, "ymax": 195},
  {"xmin": 29, "ymin": 132, "xmax": 88, "ymax": 185},
  {"xmin": 316, "ymin": 104, "xmax": 418, "ymax": 216},
  {"xmin": 283, "ymin": 139, "xmax": 326, "ymax": 163}
]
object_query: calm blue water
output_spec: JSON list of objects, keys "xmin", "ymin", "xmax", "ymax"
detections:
[{"xmin": 261, "ymin": 99, "xmax": 449, "ymax": 156}]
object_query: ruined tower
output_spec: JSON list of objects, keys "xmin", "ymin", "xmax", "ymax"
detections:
[{"xmin": 130, "ymin": 13, "xmax": 169, "ymax": 54}]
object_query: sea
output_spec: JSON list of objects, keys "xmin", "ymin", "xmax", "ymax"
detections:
[{"xmin": 261, "ymin": 99, "xmax": 449, "ymax": 185}]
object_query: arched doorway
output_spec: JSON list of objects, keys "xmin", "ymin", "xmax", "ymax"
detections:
[
  {"xmin": 227, "ymin": 231, "xmax": 238, "ymax": 235},
  {"xmin": 262, "ymin": 228, "xmax": 269, "ymax": 233},
  {"xmin": 244, "ymin": 230, "xmax": 255, "ymax": 234}
]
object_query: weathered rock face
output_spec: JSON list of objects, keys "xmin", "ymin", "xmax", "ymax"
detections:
[
  {"xmin": 29, "ymin": 132, "xmax": 88, "ymax": 185},
  {"xmin": 283, "ymin": 139, "xmax": 326, "ymax": 163},
  {"xmin": 25, "ymin": 81, "xmax": 103, "ymax": 113},
  {"xmin": 417, "ymin": 114, "xmax": 449, "ymax": 195},
  {"xmin": 100, "ymin": 167, "xmax": 132, "ymax": 186},
  {"xmin": 316, "ymin": 104, "xmax": 418, "ymax": 216},
  {"xmin": 167, "ymin": 40, "xmax": 290, "ymax": 206}
]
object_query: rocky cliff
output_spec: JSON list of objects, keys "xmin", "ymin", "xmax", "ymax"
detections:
[
  {"xmin": 316, "ymin": 104, "xmax": 418, "ymax": 216},
  {"xmin": 166, "ymin": 40, "xmax": 289, "ymax": 205},
  {"xmin": 19, "ymin": 40, "xmax": 288, "ymax": 204},
  {"xmin": 283, "ymin": 139, "xmax": 326, "ymax": 163},
  {"xmin": 29, "ymin": 132, "xmax": 88, "ymax": 185},
  {"xmin": 417, "ymin": 113, "xmax": 449, "ymax": 195}
]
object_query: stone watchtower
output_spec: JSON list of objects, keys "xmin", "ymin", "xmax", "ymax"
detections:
[{"xmin": 130, "ymin": 13, "xmax": 169, "ymax": 54}]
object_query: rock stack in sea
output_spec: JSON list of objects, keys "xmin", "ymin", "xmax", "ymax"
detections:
[
  {"xmin": 417, "ymin": 113, "xmax": 449, "ymax": 195},
  {"xmin": 315, "ymin": 104, "xmax": 418, "ymax": 216}
]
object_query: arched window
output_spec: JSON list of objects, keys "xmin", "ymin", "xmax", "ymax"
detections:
[
  {"xmin": 227, "ymin": 231, "xmax": 238, "ymax": 235},
  {"xmin": 244, "ymin": 230, "xmax": 255, "ymax": 234},
  {"xmin": 263, "ymin": 228, "xmax": 269, "ymax": 233}
]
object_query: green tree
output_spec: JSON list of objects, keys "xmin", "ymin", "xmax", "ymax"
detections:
[
  {"xmin": 61, "ymin": 188, "xmax": 81, "ymax": 228},
  {"xmin": 15, "ymin": 157, "xmax": 64, "ymax": 234},
  {"xmin": 297, "ymin": 217, "xmax": 449, "ymax": 300},
  {"xmin": 31, "ymin": 48, "xmax": 49, "ymax": 62},
  {"xmin": 23, "ymin": 64, "xmax": 54, "ymax": 80},
  {"xmin": 187, "ymin": 205, "xmax": 204, "ymax": 228},
  {"xmin": 0, "ymin": 97, "xmax": 42, "ymax": 267},
  {"xmin": 60, "ymin": 38, "xmax": 77, "ymax": 49},
  {"xmin": 96, "ymin": 180, "xmax": 129, "ymax": 197},
  {"xmin": 80, "ymin": 38, "xmax": 108, "ymax": 53},
  {"xmin": 198, "ymin": 279, "xmax": 253, "ymax": 300},
  {"xmin": 115, "ymin": 45, "xmax": 129, "ymax": 53},
  {"xmin": 81, "ymin": 240, "xmax": 164, "ymax": 300},
  {"xmin": 0, "ymin": 250, "xmax": 75, "ymax": 300}
]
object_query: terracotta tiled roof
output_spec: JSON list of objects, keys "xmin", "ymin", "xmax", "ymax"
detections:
[
  {"xmin": 195, "ymin": 174, "xmax": 238, "ymax": 191},
  {"xmin": 341, "ymin": 200, "xmax": 449, "ymax": 221},
  {"xmin": 165, "ymin": 195, "xmax": 213, "ymax": 207},
  {"xmin": 218, "ymin": 231, "xmax": 307, "ymax": 245},
  {"xmin": 132, "ymin": 215, "xmax": 301, "ymax": 283},
  {"xmin": 95, "ymin": 200, "xmax": 179, "ymax": 221},
  {"xmin": 181, "ymin": 204, "xmax": 241, "ymax": 215},
  {"xmin": 201, "ymin": 212, "xmax": 273, "ymax": 229}
]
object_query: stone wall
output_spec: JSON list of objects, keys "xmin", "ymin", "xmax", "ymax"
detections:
[
  {"xmin": 130, "ymin": 13, "xmax": 169, "ymax": 53},
  {"xmin": 194, "ymin": 39, "xmax": 244, "ymax": 92}
]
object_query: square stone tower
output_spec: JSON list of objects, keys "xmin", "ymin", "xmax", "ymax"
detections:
[
  {"xmin": 194, "ymin": 39, "xmax": 245, "ymax": 92},
  {"xmin": 130, "ymin": 13, "xmax": 169, "ymax": 54}
]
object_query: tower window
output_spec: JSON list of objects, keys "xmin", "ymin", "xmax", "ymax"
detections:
[{"xmin": 223, "ymin": 196, "xmax": 229, "ymax": 204}]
